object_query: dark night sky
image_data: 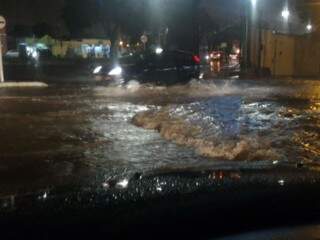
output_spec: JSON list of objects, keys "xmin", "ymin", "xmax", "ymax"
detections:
[
  {"xmin": 1, "ymin": 0, "xmax": 64, "ymax": 24},
  {"xmin": 0, "ymin": 0, "xmax": 310, "ymax": 39},
  {"xmin": 1, "ymin": 0, "xmax": 66, "ymax": 35},
  {"xmin": 0, "ymin": 1, "xmax": 239, "ymax": 26},
  {"xmin": 0, "ymin": 0, "xmax": 238, "ymax": 36}
]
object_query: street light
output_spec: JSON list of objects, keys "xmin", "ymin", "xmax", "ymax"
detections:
[
  {"xmin": 281, "ymin": 8, "xmax": 290, "ymax": 21},
  {"xmin": 251, "ymin": 0, "xmax": 257, "ymax": 7},
  {"xmin": 306, "ymin": 24, "xmax": 313, "ymax": 32}
]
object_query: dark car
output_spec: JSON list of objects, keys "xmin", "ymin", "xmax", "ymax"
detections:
[{"xmin": 92, "ymin": 49, "xmax": 201, "ymax": 86}]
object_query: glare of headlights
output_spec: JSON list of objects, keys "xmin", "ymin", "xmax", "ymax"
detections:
[
  {"xmin": 155, "ymin": 47, "xmax": 163, "ymax": 55},
  {"xmin": 108, "ymin": 66, "xmax": 122, "ymax": 76},
  {"xmin": 93, "ymin": 66, "xmax": 102, "ymax": 74},
  {"xmin": 32, "ymin": 51, "xmax": 39, "ymax": 59}
]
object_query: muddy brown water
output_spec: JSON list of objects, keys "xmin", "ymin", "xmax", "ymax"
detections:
[{"xmin": 0, "ymin": 79, "xmax": 319, "ymax": 197}]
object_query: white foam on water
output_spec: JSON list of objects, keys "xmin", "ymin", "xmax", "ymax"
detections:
[
  {"xmin": 92, "ymin": 79, "xmax": 320, "ymax": 102},
  {"xmin": 132, "ymin": 107, "xmax": 282, "ymax": 161}
]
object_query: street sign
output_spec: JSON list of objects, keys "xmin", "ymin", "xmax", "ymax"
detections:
[
  {"xmin": 0, "ymin": 16, "xmax": 6, "ymax": 30},
  {"xmin": 140, "ymin": 35, "xmax": 148, "ymax": 44}
]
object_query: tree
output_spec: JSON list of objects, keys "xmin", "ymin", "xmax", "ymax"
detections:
[
  {"xmin": 62, "ymin": 0, "xmax": 146, "ymax": 58},
  {"xmin": 10, "ymin": 24, "xmax": 33, "ymax": 38},
  {"xmin": 95, "ymin": 0, "xmax": 146, "ymax": 59},
  {"xmin": 61, "ymin": 0, "xmax": 226, "ymax": 55},
  {"xmin": 33, "ymin": 22, "xmax": 54, "ymax": 38}
]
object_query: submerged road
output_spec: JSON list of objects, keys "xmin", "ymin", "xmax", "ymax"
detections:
[
  {"xmin": 0, "ymin": 78, "xmax": 320, "ymax": 239},
  {"xmin": 0, "ymin": 79, "xmax": 319, "ymax": 195}
]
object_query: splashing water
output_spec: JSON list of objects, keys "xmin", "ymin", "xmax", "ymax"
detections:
[
  {"xmin": 131, "ymin": 80, "xmax": 320, "ymax": 162},
  {"xmin": 0, "ymin": 79, "xmax": 320, "ymax": 196}
]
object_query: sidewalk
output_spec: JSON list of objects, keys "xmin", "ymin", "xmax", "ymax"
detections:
[{"xmin": 0, "ymin": 82, "xmax": 48, "ymax": 88}]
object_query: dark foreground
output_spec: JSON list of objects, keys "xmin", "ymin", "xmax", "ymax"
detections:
[{"xmin": 1, "ymin": 164, "xmax": 320, "ymax": 239}]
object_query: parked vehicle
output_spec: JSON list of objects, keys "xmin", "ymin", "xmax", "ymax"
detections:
[{"xmin": 209, "ymin": 50, "xmax": 225, "ymax": 61}]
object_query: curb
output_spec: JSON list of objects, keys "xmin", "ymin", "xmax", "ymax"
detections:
[{"xmin": 0, "ymin": 82, "xmax": 48, "ymax": 88}]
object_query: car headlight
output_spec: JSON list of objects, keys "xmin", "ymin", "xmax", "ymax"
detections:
[
  {"xmin": 155, "ymin": 47, "xmax": 163, "ymax": 55},
  {"xmin": 108, "ymin": 66, "xmax": 122, "ymax": 76},
  {"xmin": 93, "ymin": 66, "xmax": 102, "ymax": 74}
]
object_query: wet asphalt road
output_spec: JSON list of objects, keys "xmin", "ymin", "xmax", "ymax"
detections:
[
  {"xmin": 0, "ymin": 85, "xmax": 208, "ymax": 196},
  {"xmin": 0, "ymin": 77, "xmax": 320, "ymax": 198},
  {"xmin": 1, "ymin": 71, "xmax": 320, "ymax": 238}
]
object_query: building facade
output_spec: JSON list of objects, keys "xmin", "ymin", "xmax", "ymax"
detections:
[{"xmin": 249, "ymin": 0, "xmax": 320, "ymax": 78}]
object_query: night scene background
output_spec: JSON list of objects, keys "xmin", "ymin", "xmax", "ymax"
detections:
[{"xmin": 1, "ymin": 1, "xmax": 320, "ymax": 239}]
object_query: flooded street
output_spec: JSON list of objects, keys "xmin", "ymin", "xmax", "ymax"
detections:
[{"xmin": 0, "ymin": 79, "xmax": 320, "ymax": 197}]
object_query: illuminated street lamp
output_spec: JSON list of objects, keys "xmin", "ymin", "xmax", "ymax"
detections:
[
  {"xmin": 281, "ymin": 8, "xmax": 290, "ymax": 21},
  {"xmin": 119, "ymin": 41, "xmax": 124, "ymax": 47},
  {"xmin": 306, "ymin": 24, "xmax": 313, "ymax": 32},
  {"xmin": 251, "ymin": 0, "xmax": 257, "ymax": 7}
]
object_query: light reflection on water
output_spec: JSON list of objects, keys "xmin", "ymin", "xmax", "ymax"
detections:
[{"xmin": 0, "ymin": 80, "xmax": 319, "ymax": 196}]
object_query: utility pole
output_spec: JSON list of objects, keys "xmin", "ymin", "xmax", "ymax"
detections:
[
  {"xmin": 0, "ymin": 16, "xmax": 6, "ymax": 83},
  {"xmin": 246, "ymin": 2, "xmax": 252, "ymax": 70},
  {"xmin": 0, "ymin": 36, "xmax": 4, "ymax": 83},
  {"xmin": 192, "ymin": 0, "xmax": 200, "ymax": 55},
  {"xmin": 241, "ymin": 1, "xmax": 251, "ymax": 72},
  {"xmin": 257, "ymin": 8, "xmax": 262, "ymax": 73}
]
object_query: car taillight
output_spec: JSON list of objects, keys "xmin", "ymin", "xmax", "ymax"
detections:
[{"xmin": 193, "ymin": 55, "xmax": 201, "ymax": 64}]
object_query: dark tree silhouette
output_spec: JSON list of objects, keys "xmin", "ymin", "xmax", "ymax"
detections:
[{"xmin": 33, "ymin": 22, "xmax": 54, "ymax": 38}]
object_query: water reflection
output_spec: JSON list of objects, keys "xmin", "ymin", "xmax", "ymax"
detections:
[
  {"xmin": 209, "ymin": 171, "xmax": 242, "ymax": 181},
  {"xmin": 278, "ymin": 179, "xmax": 285, "ymax": 186},
  {"xmin": 210, "ymin": 61, "xmax": 221, "ymax": 73},
  {"xmin": 116, "ymin": 179, "xmax": 129, "ymax": 189}
]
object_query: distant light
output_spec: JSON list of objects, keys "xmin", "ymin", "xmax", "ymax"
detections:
[
  {"xmin": 93, "ymin": 66, "xmax": 102, "ymax": 74},
  {"xmin": 126, "ymin": 44, "xmax": 130, "ymax": 48},
  {"xmin": 281, "ymin": 8, "xmax": 290, "ymax": 20},
  {"xmin": 108, "ymin": 66, "xmax": 122, "ymax": 76},
  {"xmin": 306, "ymin": 24, "xmax": 313, "ymax": 31},
  {"xmin": 155, "ymin": 47, "xmax": 163, "ymax": 55},
  {"xmin": 236, "ymin": 48, "xmax": 240, "ymax": 55},
  {"xmin": 251, "ymin": 0, "xmax": 257, "ymax": 7},
  {"xmin": 205, "ymin": 55, "xmax": 210, "ymax": 60},
  {"xmin": 119, "ymin": 41, "xmax": 124, "ymax": 46}
]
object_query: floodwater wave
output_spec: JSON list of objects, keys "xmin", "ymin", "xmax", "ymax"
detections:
[{"xmin": 132, "ymin": 108, "xmax": 281, "ymax": 161}]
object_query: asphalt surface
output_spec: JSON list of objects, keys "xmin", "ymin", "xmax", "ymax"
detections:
[{"xmin": 1, "ymin": 61, "xmax": 320, "ymax": 239}]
